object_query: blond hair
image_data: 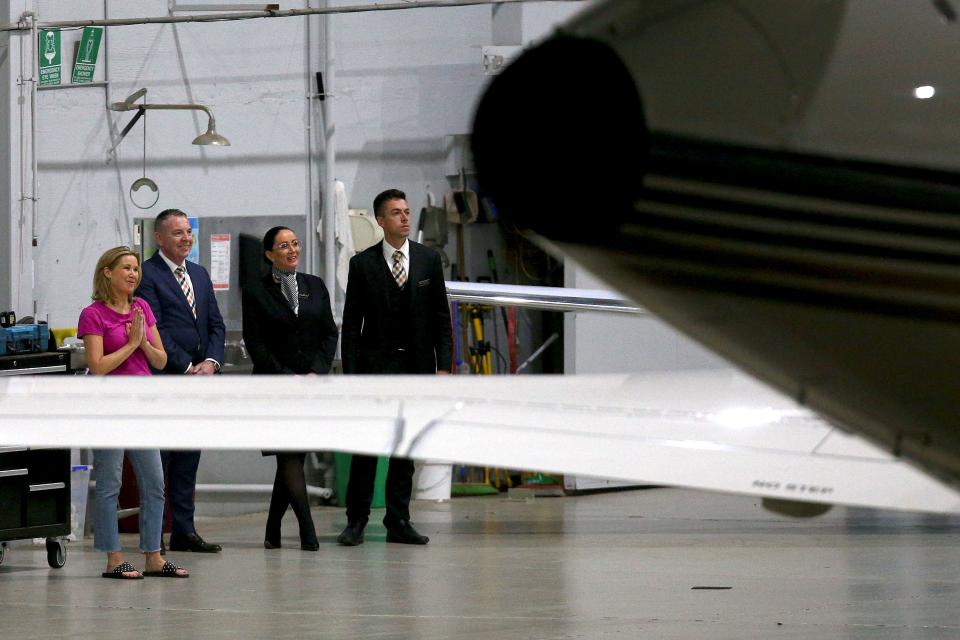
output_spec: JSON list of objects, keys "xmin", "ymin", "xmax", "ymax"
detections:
[{"xmin": 92, "ymin": 246, "xmax": 140, "ymax": 305}]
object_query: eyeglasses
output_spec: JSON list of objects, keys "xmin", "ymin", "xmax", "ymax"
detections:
[{"xmin": 275, "ymin": 240, "xmax": 300, "ymax": 251}]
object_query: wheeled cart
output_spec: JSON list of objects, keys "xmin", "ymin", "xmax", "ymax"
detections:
[{"xmin": 0, "ymin": 448, "xmax": 71, "ymax": 569}]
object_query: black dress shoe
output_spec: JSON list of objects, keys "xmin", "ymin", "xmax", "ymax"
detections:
[
  {"xmin": 337, "ymin": 521, "xmax": 366, "ymax": 546},
  {"xmin": 300, "ymin": 540, "xmax": 319, "ymax": 551},
  {"xmin": 385, "ymin": 520, "xmax": 429, "ymax": 545},
  {"xmin": 263, "ymin": 539, "xmax": 281, "ymax": 550},
  {"xmin": 169, "ymin": 532, "xmax": 222, "ymax": 553}
]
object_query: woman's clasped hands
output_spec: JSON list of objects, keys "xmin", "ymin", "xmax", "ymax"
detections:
[{"xmin": 126, "ymin": 307, "xmax": 148, "ymax": 349}]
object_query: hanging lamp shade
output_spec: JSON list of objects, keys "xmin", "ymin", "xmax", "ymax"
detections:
[{"xmin": 193, "ymin": 119, "xmax": 231, "ymax": 146}]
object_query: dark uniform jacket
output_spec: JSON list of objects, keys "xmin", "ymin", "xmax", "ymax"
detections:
[
  {"xmin": 242, "ymin": 271, "xmax": 339, "ymax": 374},
  {"xmin": 341, "ymin": 240, "xmax": 452, "ymax": 375}
]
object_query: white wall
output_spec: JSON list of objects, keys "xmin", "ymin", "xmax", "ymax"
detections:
[
  {"xmin": 330, "ymin": 2, "xmax": 489, "ymax": 214},
  {"xmin": 28, "ymin": 0, "xmax": 316, "ymax": 326},
  {"xmin": 2, "ymin": 0, "xmax": 591, "ymax": 327}
]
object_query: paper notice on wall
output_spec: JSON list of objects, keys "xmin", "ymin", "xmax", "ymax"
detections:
[{"xmin": 210, "ymin": 234, "xmax": 231, "ymax": 291}]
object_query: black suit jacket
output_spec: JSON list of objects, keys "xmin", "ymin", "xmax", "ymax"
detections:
[
  {"xmin": 242, "ymin": 271, "xmax": 339, "ymax": 374},
  {"xmin": 136, "ymin": 252, "xmax": 226, "ymax": 374},
  {"xmin": 341, "ymin": 240, "xmax": 452, "ymax": 374}
]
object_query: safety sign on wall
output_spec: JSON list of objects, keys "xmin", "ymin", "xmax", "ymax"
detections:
[
  {"xmin": 71, "ymin": 27, "xmax": 103, "ymax": 84},
  {"xmin": 38, "ymin": 29, "xmax": 61, "ymax": 87}
]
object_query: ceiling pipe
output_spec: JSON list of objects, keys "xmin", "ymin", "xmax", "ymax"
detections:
[
  {"xmin": 0, "ymin": 0, "xmax": 575, "ymax": 32},
  {"xmin": 322, "ymin": 3, "xmax": 337, "ymax": 311}
]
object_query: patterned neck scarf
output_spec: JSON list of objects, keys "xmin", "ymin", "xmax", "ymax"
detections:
[{"xmin": 272, "ymin": 265, "xmax": 299, "ymax": 315}]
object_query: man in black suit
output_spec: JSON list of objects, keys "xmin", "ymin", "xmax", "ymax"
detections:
[
  {"xmin": 337, "ymin": 189, "xmax": 452, "ymax": 546},
  {"xmin": 136, "ymin": 208, "xmax": 225, "ymax": 553}
]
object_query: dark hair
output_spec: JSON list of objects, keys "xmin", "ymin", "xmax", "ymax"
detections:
[
  {"xmin": 262, "ymin": 226, "xmax": 293, "ymax": 264},
  {"xmin": 373, "ymin": 189, "xmax": 406, "ymax": 219},
  {"xmin": 155, "ymin": 208, "xmax": 187, "ymax": 232}
]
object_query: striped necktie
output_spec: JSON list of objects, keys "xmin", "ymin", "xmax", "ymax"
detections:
[
  {"xmin": 174, "ymin": 266, "xmax": 197, "ymax": 319},
  {"xmin": 391, "ymin": 250, "xmax": 406, "ymax": 288}
]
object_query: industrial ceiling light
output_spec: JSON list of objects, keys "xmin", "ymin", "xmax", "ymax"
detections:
[
  {"xmin": 108, "ymin": 87, "xmax": 231, "ymax": 152},
  {"xmin": 108, "ymin": 88, "xmax": 230, "ymax": 208},
  {"xmin": 191, "ymin": 118, "xmax": 230, "ymax": 146}
]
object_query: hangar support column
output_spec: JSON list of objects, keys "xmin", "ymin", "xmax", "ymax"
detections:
[{"xmin": 0, "ymin": 1, "xmax": 37, "ymax": 318}]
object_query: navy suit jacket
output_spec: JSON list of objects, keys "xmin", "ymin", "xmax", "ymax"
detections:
[{"xmin": 136, "ymin": 252, "xmax": 226, "ymax": 374}]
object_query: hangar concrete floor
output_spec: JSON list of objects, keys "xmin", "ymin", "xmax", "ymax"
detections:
[{"xmin": 1, "ymin": 487, "xmax": 958, "ymax": 639}]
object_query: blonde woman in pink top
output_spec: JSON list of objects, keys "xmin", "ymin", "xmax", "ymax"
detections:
[{"xmin": 78, "ymin": 246, "xmax": 189, "ymax": 579}]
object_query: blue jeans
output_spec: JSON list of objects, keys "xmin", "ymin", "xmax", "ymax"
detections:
[{"xmin": 92, "ymin": 449, "xmax": 165, "ymax": 553}]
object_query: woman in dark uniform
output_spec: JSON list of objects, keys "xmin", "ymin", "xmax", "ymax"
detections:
[{"xmin": 242, "ymin": 226, "xmax": 339, "ymax": 550}]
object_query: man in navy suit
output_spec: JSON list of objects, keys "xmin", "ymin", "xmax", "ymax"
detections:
[
  {"xmin": 337, "ymin": 189, "xmax": 452, "ymax": 547},
  {"xmin": 136, "ymin": 208, "xmax": 225, "ymax": 553}
]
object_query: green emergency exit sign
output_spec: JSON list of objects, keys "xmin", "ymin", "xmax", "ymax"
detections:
[
  {"xmin": 71, "ymin": 27, "xmax": 103, "ymax": 84},
  {"xmin": 38, "ymin": 29, "xmax": 61, "ymax": 87}
]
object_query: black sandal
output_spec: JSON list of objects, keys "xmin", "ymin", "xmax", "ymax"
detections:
[
  {"xmin": 143, "ymin": 560, "xmax": 189, "ymax": 578},
  {"xmin": 101, "ymin": 561, "xmax": 144, "ymax": 580}
]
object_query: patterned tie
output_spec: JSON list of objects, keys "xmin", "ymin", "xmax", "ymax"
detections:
[
  {"xmin": 391, "ymin": 250, "xmax": 406, "ymax": 288},
  {"xmin": 174, "ymin": 266, "xmax": 197, "ymax": 319}
]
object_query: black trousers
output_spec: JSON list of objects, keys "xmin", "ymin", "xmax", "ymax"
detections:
[
  {"xmin": 345, "ymin": 348, "xmax": 417, "ymax": 526},
  {"xmin": 345, "ymin": 455, "xmax": 415, "ymax": 526}
]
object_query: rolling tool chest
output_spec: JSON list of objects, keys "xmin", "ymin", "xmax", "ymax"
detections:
[{"xmin": 0, "ymin": 447, "xmax": 71, "ymax": 568}]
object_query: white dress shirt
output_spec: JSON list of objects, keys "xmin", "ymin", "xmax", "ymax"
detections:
[{"xmin": 158, "ymin": 250, "xmax": 196, "ymax": 295}]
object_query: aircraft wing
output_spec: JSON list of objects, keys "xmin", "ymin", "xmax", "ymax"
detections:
[
  {"xmin": 2, "ymin": 370, "xmax": 958, "ymax": 514},
  {"xmin": 445, "ymin": 281, "xmax": 644, "ymax": 314}
]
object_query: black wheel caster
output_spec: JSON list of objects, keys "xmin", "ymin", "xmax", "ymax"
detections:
[{"xmin": 45, "ymin": 538, "xmax": 65, "ymax": 569}]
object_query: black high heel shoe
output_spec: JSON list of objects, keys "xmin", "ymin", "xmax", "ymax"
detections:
[{"xmin": 264, "ymin": 528, "xmax": 282, "ymax": 549}]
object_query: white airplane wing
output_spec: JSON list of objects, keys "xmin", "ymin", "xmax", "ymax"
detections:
[
  {"xmin": 2, "ymin": 370, "xmax": 957, "ymax": 514},
  {"xmin": 445, "ymin": 281, "xmax": 644, "ymax": 314}
]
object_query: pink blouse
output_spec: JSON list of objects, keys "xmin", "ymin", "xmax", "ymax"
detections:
[{"xmin": 77, "ymin": 298, "xmax": 158, "ymax": 376}]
